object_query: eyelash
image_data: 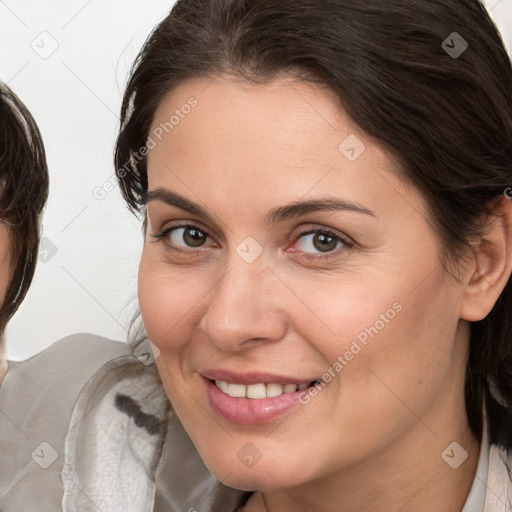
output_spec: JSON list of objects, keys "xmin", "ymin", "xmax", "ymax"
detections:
[{"xmin": 151, "ymin": 223, "xmax": 353, "ymax": 260}]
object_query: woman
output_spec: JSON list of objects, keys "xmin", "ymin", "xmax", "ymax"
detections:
[
  {"xmin": 114, "ymin": 0, "xmax": 512, "ymax": 510},
  {"xmin": 0, "ymin": 82, "xmax": 49, "ymax": 384}
]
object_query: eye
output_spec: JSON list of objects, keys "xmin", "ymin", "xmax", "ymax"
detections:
[
  {"xmin": 289, "ymin": 228, "xmax": 351, "ymax": 256},
  {"xmin": 169, "ymin": 226, "xmax": 208, "ymax": 248},
  {"xmin": 151, "ymin": 223, "xmax": 214, "ymax": 252}
]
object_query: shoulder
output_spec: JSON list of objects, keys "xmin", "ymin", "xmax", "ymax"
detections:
[
  {"xmin": 485, "ymin": 443, "xmax": 512, "ymax": 511},
  {"xmin": 1, "ymin": 332, "xmax": 133, "ymax": 415},
  {"xmin": 1, "ymin": 333, "xmax": 133, "ymax": 411},
  {"xmin": 8, "ymin": 332, "xmax": 132, "ymax": 372},
  {"xmin": 0, "ymin": 334, "xmax": 138, "ymax": 510}
]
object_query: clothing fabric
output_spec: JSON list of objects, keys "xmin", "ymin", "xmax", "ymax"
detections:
[
  {"xmin": 0, "ymin": 334, "xmax": 511, "ymax": 511},
  {"xmin": 463, "ymin": 417, "xmax": 490, "ymax": 512},
  {"xmin": 0, "ymin": 334, "xmax": 246, "ymax": 511}
]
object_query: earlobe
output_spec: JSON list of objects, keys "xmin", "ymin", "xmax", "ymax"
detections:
[{"xmin": 460, "ymin": 195, "xmax": 512, "ymax": 322}]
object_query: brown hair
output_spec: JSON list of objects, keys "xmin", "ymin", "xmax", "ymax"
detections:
[
  {"xmin": 0, "ymin": 83, "xmax": 49, "ymax": 331},
  {"xmin": 115, "ymin": 0, "xmax": 512, "ymax": 447}
]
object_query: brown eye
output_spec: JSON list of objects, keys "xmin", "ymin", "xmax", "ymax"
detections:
[
  {"xmin": 169, "ymin": 226, "xmax": 208, "ymax": 247},
  {"xmin": 293, "ymin": 230, "xmax": 345, "ymax": 254},
  {"xmin": 312, "ymin": 233, "xmax": 338, "ymax": 252}
]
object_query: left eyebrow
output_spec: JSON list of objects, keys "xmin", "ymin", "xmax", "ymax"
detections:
[{"xmin": 267, "ymin": 198, "xmax": 377, "ymax": 223}]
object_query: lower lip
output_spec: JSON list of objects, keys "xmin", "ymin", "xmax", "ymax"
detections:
[{"xmin": 204, "ymin": 378, "xmax": 305, "ymax": 425}]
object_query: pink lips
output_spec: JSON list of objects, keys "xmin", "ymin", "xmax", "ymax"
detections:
[{"xmin": 201, "ymin": 370, "xmax": 316, "ymax": 425}]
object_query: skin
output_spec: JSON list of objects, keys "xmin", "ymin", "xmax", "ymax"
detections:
[
  {"xmin": 0, "ymin": 222, "xmax": 11, "ymax": 384},
  {"xmin": 139, "ymin": 76, "xmax": 512, "ymax": 511}
]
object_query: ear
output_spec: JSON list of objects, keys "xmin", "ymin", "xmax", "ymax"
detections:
[{"xmin": 460, "ymin": 194, "xmax": 512, "ymax": 322}]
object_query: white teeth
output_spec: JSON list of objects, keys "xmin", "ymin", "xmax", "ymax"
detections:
[
  {"xmin": 283, "ymin": 384, "xmax": 298, "ymax": 393},
  {"xmin": 228, "ymin": 383, "xmax": 246, "ymax": 398},
  {"xmin": 266, "ymin": 383, "xmax": 284, "ymax": 397},
  {"xmin": 215, "ymin": 380, "xmax": 310, "ymax": 399},
  {"xmin": 215, "ymin": 380, "xmax": 229, "ymax": 394},
  {"xmin": 246, "ymin": 383, "xmax": 267, "ymax": 399}
]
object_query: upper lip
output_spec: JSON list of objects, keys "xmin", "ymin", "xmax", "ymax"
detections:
[{"xmin": 200, "ymin": 369, "xmax": 318, "ymax": 386}]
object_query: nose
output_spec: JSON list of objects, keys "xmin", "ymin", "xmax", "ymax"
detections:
[{"xmin": 199, "ymin": 256, "xmax": 288, "ymax": 352}]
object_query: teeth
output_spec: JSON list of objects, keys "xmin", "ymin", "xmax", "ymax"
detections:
[
  {"xmin": 283, "ymin": 384, "xmax": 297, "ymax": 393},
  {"xmin": 266, "ymin": 383, "xmax": 284, "ymax": 397},
  {"xmin": 246, "ymin": 383, "xmax": 267, "ymax": 399},
  {"xmin": 228, "ymin": 383, "xmax": 246, "ymax": 398},
  {"xmin": 215, "ymin": 380, "xmax": 311, "ymax": 399},
  {"xmin": 215, "ymin": 380, "xmax": 229, "ymax": 394}
]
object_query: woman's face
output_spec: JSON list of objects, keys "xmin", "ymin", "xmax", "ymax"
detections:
[{"xmin": 139, "ymin": 77, "xmax": 471, "ymax": 490}]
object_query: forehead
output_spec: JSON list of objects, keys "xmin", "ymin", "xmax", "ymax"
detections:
[
  {"xmin": 147, "ymin": 76, "xmax": 422, "ymax": 221},
  {"xmin": 149, "ymin": 76, "xmax": 355, "ymax": 162}
]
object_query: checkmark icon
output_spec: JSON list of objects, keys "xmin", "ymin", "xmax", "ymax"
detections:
[
  {"xmin": 441, "ymin": 441, "xmax": 468, "ymax": 469},
  {"xmin": 236, "ymin": 236, "xmax": 263, "ymax": 263},
  {"xmin": 31, "ymin": 441, "xmax": 58, "ymax": 469},
  {"xmin": 39, "ymin": 237, "xmax": 58, "ymax": 263},
  {"xmin": 442, "ymin": 32, "xmax": 468, "ymax": 59},
  {"xmin": 338, "ymin": 134, "xmax": 366, "ymax": 162},
  {"xmin": 31, "ymin": 31, "xmax": 59, "ymax": 59}
]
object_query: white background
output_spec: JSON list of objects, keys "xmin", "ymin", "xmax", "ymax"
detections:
[{"xmin": 1, "ymin": 0, "xmax": 511, "ymax": 360}]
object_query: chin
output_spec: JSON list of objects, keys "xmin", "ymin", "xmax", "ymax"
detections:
[
  {"xmin": 215, "ymin": 468, "xmax": 292, "ymax": 492},
  {"xmin": 199, "ymin": 447, "xmax": 310, "ymax": 492}
]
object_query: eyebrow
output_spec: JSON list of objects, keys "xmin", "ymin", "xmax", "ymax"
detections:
[{"xmin": 144, "ymin": 187, "xmax": 377, "ymax": 224}]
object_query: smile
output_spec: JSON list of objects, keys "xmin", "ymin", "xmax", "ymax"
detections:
[{"xmin": 214, "ymin": 380, "xmax": 313, "ymax": 399}]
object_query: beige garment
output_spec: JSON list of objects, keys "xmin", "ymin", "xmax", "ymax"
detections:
[{"xmin": 0, "ymin": 334, "xmax": 247, "ymax": 511}]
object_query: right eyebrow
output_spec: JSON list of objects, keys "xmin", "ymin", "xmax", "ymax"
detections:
[{"xmin": 144, "ymin": 188, "xmax": 208, "ymax": 218}]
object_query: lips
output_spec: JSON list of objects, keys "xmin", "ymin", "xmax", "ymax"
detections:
[{"xmin": 201, "ymin": 370, "xmax": 322, "ymax": 424}]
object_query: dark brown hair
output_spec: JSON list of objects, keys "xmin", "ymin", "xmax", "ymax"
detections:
[
  {"xmin": 0, "ymin": 83, "xmax": 49, "ymax": 331},
  {"xmin": 115, "ymin": 0, "xmax": 512, "ymax": 447}
]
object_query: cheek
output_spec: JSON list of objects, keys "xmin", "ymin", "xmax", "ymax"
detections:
[
  {"xmin": 287, "ymin": 259, "xmax": 462, "ymax": 403},
  {"xmin": 138, "ymin": 252, "xmax": 206, "ymax": 352},
  {"xmin": 278, "ymin": 267, "xmax": 404, "ymax": 362},
  {"xmin": 334, "ymin": 272, "xmax": 463, "ymax": 428}
]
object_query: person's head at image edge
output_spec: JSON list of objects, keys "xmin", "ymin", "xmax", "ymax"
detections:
[
  {"xmin": 0, "ymin": 83, "xmax": 49, "ymax": 383},
  {"xmin": 115, "ymin": 0, "xmax": 512, "ymax": 510}
]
